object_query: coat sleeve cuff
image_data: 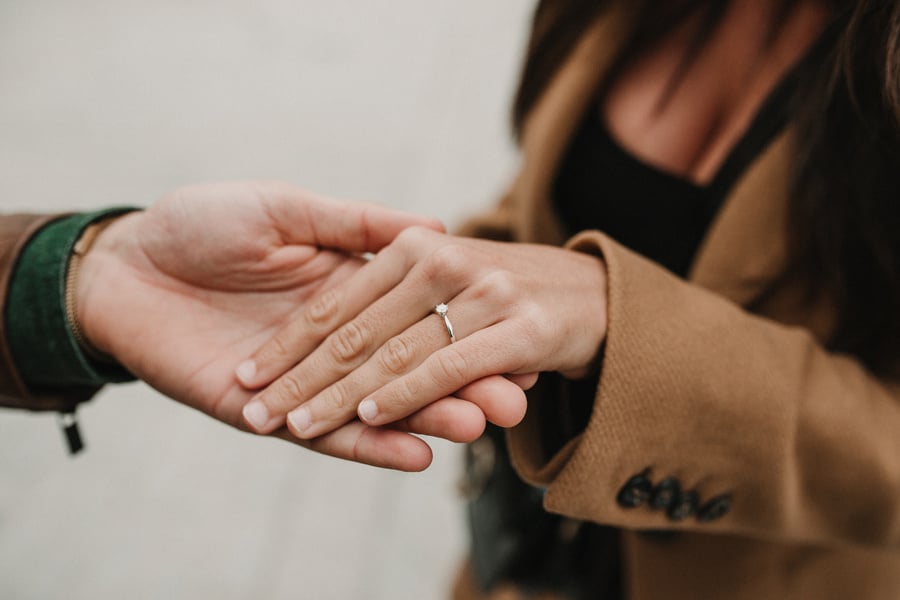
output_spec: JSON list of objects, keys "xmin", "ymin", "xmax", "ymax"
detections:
[
  {"xmin": 508, "ymin": 230, "xmax": 745, "ymax": 532},
  {"xmin": 511, "ymin": 229, "xmax": 753, "ymax": 531},
  {"xmin": 505, "ymin": 229, "xmax": 610, "ymax": 487},
  {"xmin": 506, "ymin": 226, "xmax": 900, "ymax": 549}
]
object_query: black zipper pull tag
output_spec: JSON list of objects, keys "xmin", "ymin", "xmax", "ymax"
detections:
[{"xmin": 59, "ymin": 411, "xmax": 84, "ymax": 455}]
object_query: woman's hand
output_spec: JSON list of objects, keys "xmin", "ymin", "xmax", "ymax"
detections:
[
  {"xmin": 237, "ymin": 226, "xmax": 607, "ymax": 440},
  {"xmin": 76, "ymin": 182, "xmax": 518, "ymax": 470}
]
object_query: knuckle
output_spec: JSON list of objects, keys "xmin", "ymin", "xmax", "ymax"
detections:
[
  {"xmin": 322, "ymin": 381, "xmax": 353, "ymax": 412},
  {"xmin": 480, "ymin": 270, "xmax": 518, "ymax": 306},
  {"xmin": 434, "ymin": 347, "xmax": 470, "ymax": 387},
  {"xmin": 396, "ymin": 376, "xmax": 425, "ymax": 407},
  {"xmin": 423, "ymin": 244, "xmax": 469, "ymax": 284},
  {"xmin": 306, "ymin": 289, "xmax": 341, "ymax": 328},
  {"xmin": 394, "ymin": 225, "xmax": 428, "ymax": 250},
  {"xmin": 269, "ymin": 374, "xmax": 305, "ymax": 410},
  {"xmin": 516, "ymin": 303, "xmax": 548, "ymax": 346},
  {"xmin": 380, "ymin": 336, "xmax": 416, "ymax": 376},
  {"xmin": 265, "ymin": 332, "xmax": 292, "ymax": 361},
  {"xmin": 329, "ymin": 320, "xmax": 371, "ymax": 365}
]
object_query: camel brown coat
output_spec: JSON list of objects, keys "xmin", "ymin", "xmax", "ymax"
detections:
[
  {"xmin": 454, "ymin": 3, "xmax": 900, "ymax": 599},
  {"xmin": 1, "ymin": 5, "xmax": 899, "ymax": 599}
]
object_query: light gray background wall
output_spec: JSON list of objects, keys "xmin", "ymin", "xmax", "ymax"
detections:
[{"xmin": 0, "ymin": 2, "xmax": 532, "ymax": 598}]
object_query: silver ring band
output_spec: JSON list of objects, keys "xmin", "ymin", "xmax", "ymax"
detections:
[{"xmin": 434, "ymin": 303, "xmax": 456, "ymax": 343}]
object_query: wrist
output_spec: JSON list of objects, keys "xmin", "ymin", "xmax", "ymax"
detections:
[
  {"xmin": 559, "ymin": 242, "xmax": 609, "ymax": 380},
  {"xmin": 74, "ymin": 212, "xmax": 141, "ymax": 358},
  {"xmin": 66, "ymin": 216, "xmax": 121, "ymax": 359}
]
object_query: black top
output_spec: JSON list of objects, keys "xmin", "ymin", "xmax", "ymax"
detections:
[{"xmin": 552, "ymin": 59, "xmax": 805, "ymax": 278}]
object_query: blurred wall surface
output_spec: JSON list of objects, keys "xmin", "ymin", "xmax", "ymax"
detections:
[{"xmin": 0, "ymin": 2, "xmax": 532, "ymax": 598}]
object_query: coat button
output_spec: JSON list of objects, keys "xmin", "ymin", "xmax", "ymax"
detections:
[
  {"xmin": 697, "ymin": 494, "xmax": 732, "ymax": 522},
  {"xmin": 616, "ymin": 472, "xmax": 653, "ymax": 508},
  {"xmin": 649, "ymin": 477, "xmax": 680, "ymax": 510},
  {"xmin": 667, "ymin": 490, "xmax": 699, "ymax": 521}
]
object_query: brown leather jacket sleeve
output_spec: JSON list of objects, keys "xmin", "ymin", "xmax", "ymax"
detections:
[{"xmin": 0, "ymin": 213, "xmax": 97, "ymax": 412}]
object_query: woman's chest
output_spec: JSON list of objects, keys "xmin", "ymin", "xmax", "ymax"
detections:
[{"xmin": 601, "ymin": 0, "xmax": 829, "ymax": 185}]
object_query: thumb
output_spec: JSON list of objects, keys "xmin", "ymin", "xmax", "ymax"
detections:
[{"xmin": 262, "ymin": 182, "xmax": 445, "ymax": 253}]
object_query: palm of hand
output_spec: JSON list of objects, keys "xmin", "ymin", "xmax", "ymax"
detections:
[{"xmin": 81, "ymin": 185, "xmax": 364, "ymax": 430}]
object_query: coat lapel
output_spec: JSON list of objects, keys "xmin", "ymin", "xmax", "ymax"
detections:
[
  {"xmin": 514, "ymin": 2, "xmax": 792, "ymax": 307},
  {"xmin": 687, "ymin": 131, "xmax": 793, "ymax": 306},
  {"xmin": 515, "ymin": 3, "xmax": 633, "ymax": 246}
]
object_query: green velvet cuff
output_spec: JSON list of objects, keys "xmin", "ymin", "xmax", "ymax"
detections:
[{"xmin": 5, "ymin": 208, "xmax": 140, "ymax": 389}]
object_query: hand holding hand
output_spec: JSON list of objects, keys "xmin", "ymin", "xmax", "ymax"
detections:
[
  {"xmin": 74, "ymin": 182, "xmax": 517, "ymax": 470},
  {"xmin": 238, "ymin": 226, "xmax": 607, "ymax": 440}
]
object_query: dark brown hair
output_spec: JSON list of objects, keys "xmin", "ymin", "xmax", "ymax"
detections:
[{"xmin": 514, "ymin": 0, "xmax": 900, "ymax": 375}]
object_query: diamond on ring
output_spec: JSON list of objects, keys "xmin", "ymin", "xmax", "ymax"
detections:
[{"xmin": 434, "ymin": 303, "xmax": 455, "ymax": 343}]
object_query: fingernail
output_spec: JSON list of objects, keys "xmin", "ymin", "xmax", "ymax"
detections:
[
  {"xmin": 288, "ymin": 407, "xmax": 312, "ymax": 435},
  {"xmin": 242, "ymin": 400, "xmax": 270, "ymax": 431},
  {"xmin": 235, "ymin": 360, "xmax": 257, "ymax": 384},
  {"xmin": 358, "ymin": 399, "xmax": 379, "ymax": 423}
]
